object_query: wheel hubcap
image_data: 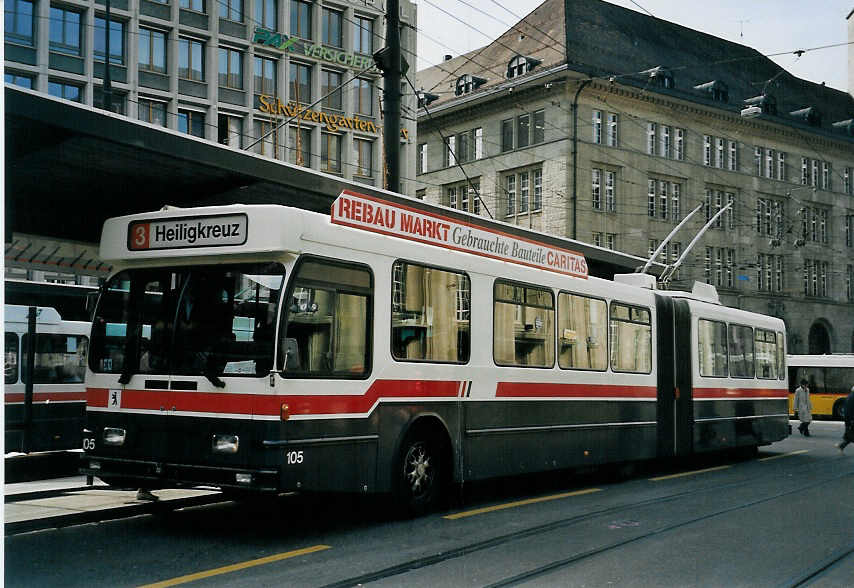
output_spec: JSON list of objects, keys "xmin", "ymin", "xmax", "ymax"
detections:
[{"xmin": 404, "ymin": 442, "xmax": 433, "ymax": 497}]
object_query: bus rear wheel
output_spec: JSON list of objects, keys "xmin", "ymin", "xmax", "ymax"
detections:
[
  {"xmin": 395, "ymin": 430, "xmax": 444, "ymax": 516},
  {"xmin": 833, "ymin": 400, "xmax": 845, "ymax": 420}
]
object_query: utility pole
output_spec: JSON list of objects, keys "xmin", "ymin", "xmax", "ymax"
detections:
[{"xmin": 381, "ymin": 0, "xmax": 402, "ymax": 194}]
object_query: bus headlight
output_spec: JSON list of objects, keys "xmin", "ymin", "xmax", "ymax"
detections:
[
  {"xmin": 212, "ymin": 434, "xmax": 239, "ymax": 454},
  {"xmin": 103, "ymin": 428, "xmax": 126, "ymax": 446}
]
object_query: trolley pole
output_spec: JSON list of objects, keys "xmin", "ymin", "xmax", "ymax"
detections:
[
  {"xmin": 382, "ymin": 0, "xmax": 402, "ymax": 194},
  {"xmin": 23, "ymin": 306, "xmax": 37, "ymax": 453}
]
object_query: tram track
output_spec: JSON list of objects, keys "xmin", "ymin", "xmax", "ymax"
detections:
[
  {"xmin": 319, "ymin": 460, "xmax": 852, "ymax": 588},
  {"xmin": 780, "ymin": 542, "xmax": 854, "ymax": 588}
]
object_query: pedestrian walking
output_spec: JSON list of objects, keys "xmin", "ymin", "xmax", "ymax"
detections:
[
  {"xmin": 793, "ymin": 379, "xmax": 812, "ymax": 436},
  {"xmin": 836, "ymin": 385, "xmax": 854, "ymax": 453}
]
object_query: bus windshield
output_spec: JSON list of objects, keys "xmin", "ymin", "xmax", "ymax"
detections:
[{"xmin": 89, "ymin": 263, "xmax": 284, "ymax": 383}]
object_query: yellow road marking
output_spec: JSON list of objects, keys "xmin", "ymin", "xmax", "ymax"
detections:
[
  {"xmin": 139, "ymin": 545, "xmax": 331, "ymax": 588},
  {"xmin": 759, "ymin": 449, "xmax": 809, "ymax": 462},
  {"xmin": 649, "ymin": 464, "xmax": 730, "ymax": 481},
  {"xmin": 443, "ymin": 488, "xmax": 601, "ymax": 520}
]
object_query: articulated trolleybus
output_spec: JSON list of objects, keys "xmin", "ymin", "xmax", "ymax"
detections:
[{"xmin": 82, "ymin": 191, "xmax": 789, "ymax": 511}]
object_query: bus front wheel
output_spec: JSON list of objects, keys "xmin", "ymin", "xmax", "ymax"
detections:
[{"xmin": 395, "ymin": 429, "xmax": 445, "ymax": 516}]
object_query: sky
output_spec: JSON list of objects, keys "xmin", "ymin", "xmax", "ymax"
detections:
[{"xmin": 414, "ymin": 0, "xmax": 853, "ymax": 93}]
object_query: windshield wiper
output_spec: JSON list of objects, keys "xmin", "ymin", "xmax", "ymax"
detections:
[{"xmin": 204, "ymin": 368, "xmax": 226, "ymax": 388}]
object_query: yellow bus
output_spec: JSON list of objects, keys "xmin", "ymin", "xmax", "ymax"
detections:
[{"xmin": 787, "ymin": 354, "xmax": 854, "ymax": 420}]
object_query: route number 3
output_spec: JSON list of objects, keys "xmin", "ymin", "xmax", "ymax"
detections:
[{"xmin": 286, "ymin": 450, "xmax": 304, "ymax": 465}]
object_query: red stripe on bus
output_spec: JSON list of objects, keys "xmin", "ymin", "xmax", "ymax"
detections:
[
  {"xmin": 5, "ymin": 392, "xmax": 88, "ymax": 403},
  {"xmin": 496, "ymin": 382, "xmax": 657, "ymax": 398},
  {"xmin": 693, "ymin": 387, "xmax": 787, "ymax": 399},
  {"xmin": 86, "ymin": 380, "xmax": 461, "ymax": 416}
]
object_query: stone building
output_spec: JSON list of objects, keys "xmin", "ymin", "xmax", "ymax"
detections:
[
  {"xmin": 415, "ymin": 0, "xmax": 854, "ymax": 354},
  {"xmin": 3, "ymin": 0, "xmax": 418, "ymax": 193}
]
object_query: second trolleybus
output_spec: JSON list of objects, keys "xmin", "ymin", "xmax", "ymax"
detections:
[
  {"xmin": 787, "ymin": 354, "xmax": 854, "ymax": 420},
  {"xmin": 81, "ymin": 191, "xmax": 789, "ymax": 512}
]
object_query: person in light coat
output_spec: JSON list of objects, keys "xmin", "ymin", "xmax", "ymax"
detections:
[{"xmin": 793, "ymin": 379, "xmax": 812, "ymax": 436}]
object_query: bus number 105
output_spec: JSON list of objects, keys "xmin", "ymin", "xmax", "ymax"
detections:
[{"xmin": 286, "ymin": 450, "xmax": 304, "ymax": 465}]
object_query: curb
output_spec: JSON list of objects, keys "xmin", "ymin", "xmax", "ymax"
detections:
[{"xmin": 5, "ymin": 492, "xmax": 229, "ymax": 536}]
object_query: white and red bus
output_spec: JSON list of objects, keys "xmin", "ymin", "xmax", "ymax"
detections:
[
  {"xmin": 81, "ymin": 191, "xmax": 789, "ymax": 512},
  {"xmin": 5, "ymin": 305, "xmax": 91, "ymax": 453}
]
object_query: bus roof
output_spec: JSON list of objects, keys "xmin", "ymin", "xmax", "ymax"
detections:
[
  {"xmin": 5, "ymin": 305, "xmax": 64, "ymax": 325},
  {"xmin": 787, "ymin": 354, "xmax": 854, "ymax": 368}
]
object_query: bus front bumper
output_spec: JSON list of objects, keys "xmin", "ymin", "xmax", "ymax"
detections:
[{"xmin": 80, "ymin": 455, "xmax": 279, "ymax": 492}]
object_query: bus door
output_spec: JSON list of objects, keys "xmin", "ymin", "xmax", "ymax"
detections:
[{"xmin": 655, "ymin": 296, "xmax": 693, "ymax": 458}]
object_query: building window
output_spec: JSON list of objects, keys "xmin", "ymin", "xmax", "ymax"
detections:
[
  {"xmin": 322, "ymin": 7, "xmax": 343, "ymax": 48},
  {"xmin": 218, "ymin": 47, "xmax": 243, "ymax": 89},
  {"xmin": 672, "ymin": 183, "xmax": 681, "ymax": 221},
  {"xmin": 178, "ymin": 109, "xmax": 205, "ymax": 137},
  {"xmin": 353, "ymin": 138, "xmax": 373, "ymax": 177},
  {"xmin": 604, "ymin": 170, "xmax": 616, "ymax": 212},
  {"xmin": 179, "ymin": 37, "xmax": 205, "ymax": 82},
  {"xmin": 353, "ymin": 14, "xmax": 373, "ymax": 55},
  {"xmin": 93, "ymin": 87, "xmax": 126, "ymax": 113},
  {"xmin": 49, "ymin": 6, "xmax": 82, "ymax": 56},
  {"xmin": 139, "ymin": 28, "xmax": 167, "ymax": 74},
  {"xmin": 648, "ymin": 123, "xmax": 657, "ymax": 156},
  {"xmin": 446, "ymin": 181, "xmax": 481, "ymax": 214},
  {"xmin": 501, "ymin": 119, "xmax": 513, "ymax": 152},
  {"xmin": 138, "ymin": 98, "xmax": 167, "ymax": 126},
  {"xmin": 289, "ymin": 0, "xmax": 311, "ymax": 38},
  {"xmin": 507, "ymin": 55, "xmax": 532, "ymax": 79},
  {"xmin": 533, "ymin": 169, "xmax": 543, "ymax": 211},
  {"xmin": 444, "ymin": 135, "xmax": 455, "ymax": 167},
  {"xmin": 254, "ymin": 56, "xmax": 276, "ymax": 95},
  {"xmin": 728, "ymin": 140, "xmax": 738, "ymax": 171},
  {"xmin": 777, "ymin": 151, "xmax": 787, "ymax": 181},
  {"xmin": 180, "ymin": 0, "xmax": 204, "ymax": 12},
  {"xmin": 505, "ymin": 174, "xmax": 516, "ymax": 216},
  {"xmin": 504, "ymin": 168, "xmax": 540, "ymax": 217},
  {"xmin": 675, "ymin": 128, "xmax": 684, "ymax": 160},
  {"xmin": 660, "ymin": 125, "xmax": 672, "ymax": 159},
  {"xmin": 48, "ymin": 81, "xmax": 82, "ymax": 102},
  {"xmin": 321, "ymin": 132, "xmax": 341, "ymax": 173},
  {"xmin": 822, "ymin": 161, "xmax": 831, "ymax": 191},
  {"xmin": 592, "ymin": 169, "xmax": 602, "ymax": 211},
  {"xmin": 847, "ymin": 265, "xmax": 854, "ymax": 301},
  {"xmin": 715, "ymin": 137, "xmax": 725, "ymax": 169},
  {"xmin": 417, "ymin": 143, "xmax": 427, "ymax": 175},
  {"xmin": 321, "ymin": 69, "xmax": 342, "ymax": 110},
  {"xmin": 354, "ymin": 78, "xmax": 372, "ymax": 116},
  {"xmin": 517, "ymin": 114, "xmax": 530, "ymax": 149},
  {"xmin": 846, "ymin": 214, "xmax": 853, "ymax": 248},
  {"xmin": 255, "ymin": 0, "xmax": 276, "ymax": 30},
  {"xmin": 289, "ymin": 61, "xmax": 311, "ymax": 103},
  {"xmin": 703, "ymin": 135, "xmax": 712, "ymax": 166},
  {"xmin": 756, "ymin": 198, "xmax": 784, "ymax": 239},
  {"xmin": 592, "ymin": 110, "xmax": 602, "ymax": 144},
  {"xmin": 5, "ymin": 73, "xmax": 34, "ymax": 89},
  {"xmin": 843, "ymin": 167, "xmax": 852, "ymax": 195},
  {"xmin": 219, "ymin": 0, "xmax": 243, "ymax": 22},
  {"xmin": 765, "ymin": 148, "xmax": 775, "ymax": 179},
  {"xmin": 754, "ymin": 146, "xmax": 763, "ymax": 176},
  {"xmin": 801, "ymin": 157, "xmax": 809, "ymax": 185},
  {"xmin": 287, "ymin": 125, "xmax": 311, "ymax": 167},
  {"xmin": 218, "ymin": 113, "xmax": 243, "ymax": 147},
  {"xmin": 605, "ymin": 233, "xmax": 616, "ymax": 250},
  {"xmin": 607, "ymin": 113, "xmax": 619, "ymax": 147},
  {"xmin": 5, "ymin": 0, "xmax": 35, "ymax": 46},
  {"xmin": 647, "ymin": 180, "xmax": 656, "ymax": 218},
  {"xmin": 253, "ymin": 118, "xmax": 281, "ymax": 159},
  {"xmin": 593, "ymin": 232, "xmax": 603, "ymax": 247},
  {"xmin": 94, "ymin": 17, "xmax": 126, "ymax": 65}
]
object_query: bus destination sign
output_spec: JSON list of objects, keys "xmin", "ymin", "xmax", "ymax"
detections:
[
  {"xmin": 331, "ymin": 191, "xmax": 588, "ymax": 279},
  {"xmin": 128, "ymin": 214, "xmax": 248, "ymax": 251}
]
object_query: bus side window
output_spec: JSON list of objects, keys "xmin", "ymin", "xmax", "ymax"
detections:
[
  {"xmin": 609, "ymin": 303, "xmax": 651, "ymax": 374},
  {"xmin": 280, "ymin": 258, "xmax": 372, "ymax": 377},
  {"xmin": 5, "ymin": 332, "xmax": 19, "ymax": 384}
]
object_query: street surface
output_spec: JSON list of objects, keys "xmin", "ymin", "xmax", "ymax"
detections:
[{"xmin": 6, "ymin": 420, "xmax": 853, "ymax": 587}]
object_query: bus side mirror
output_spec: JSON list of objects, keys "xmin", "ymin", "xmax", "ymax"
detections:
[{"xmin": 283, "ymin": 338, "xmax": 300, "ymax": 371}]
